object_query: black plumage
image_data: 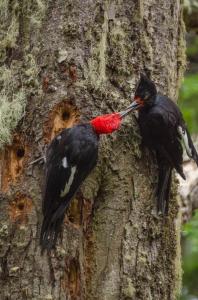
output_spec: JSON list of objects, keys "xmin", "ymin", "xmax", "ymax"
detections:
[
  {"xmin": 129, "ymin": 74, "xmax": 198, "ymax": 214},
  {"xmin": 40, "ymin": 124, "xmax": 98, "ymax": 251},
  {"xmin": 40, "ymin": 108, "xmax": 133, "ymax": 251}
]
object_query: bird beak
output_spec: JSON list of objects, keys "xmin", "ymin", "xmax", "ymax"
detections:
[
  {"xmin": 127, "ymin": 100, "xmax": 142, "ymax": 111},
  {"xmin": 119, "ymin": 100, "xmax": 141, "ymax": 118},
  {"xmin": 119, "ymin": 107, "xmax": 134, "ymax": 118}
]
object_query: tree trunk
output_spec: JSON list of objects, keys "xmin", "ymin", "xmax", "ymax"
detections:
[{"xmin": 0, "ymin": 1, "xmax": 186, "ymax": 299}]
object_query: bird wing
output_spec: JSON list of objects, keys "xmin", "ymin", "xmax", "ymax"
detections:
[
  {"xmin": 155, "ymin": 96, "xmax": 198, "ymax": 166},
  {"xmin": 178, "ymin": 124, "xmax": 198, "ymax": 166},
  {"xmin": 144, "ymin": 109, "xmax": 185, "ymax": 178},
  {"xmin": 42, "ymin": 129, "xmax": 75, "ymax": 216},
  {"xmin": 40, "ymin": 125, "xmax": 98, "ymax": 251},
  {"xmin": 42, "ymin": 126, "xmax": 98, "ymax": 220}
]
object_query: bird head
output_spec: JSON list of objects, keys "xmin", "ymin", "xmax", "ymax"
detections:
[
  {"xmin": 90, "ymin": 113, "xmax": 121, "ymax": 134},
  {"xmin": 90, "ymin": 106, "xmax": 135, "ymax": 135},
  {"xmin": 129, "ymin": 74, "xmax": 157, "ymax": 111}
]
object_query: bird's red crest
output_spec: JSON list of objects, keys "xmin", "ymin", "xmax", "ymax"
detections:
[{"xmin": 90, "ymin": 113, "xmax": 121, "ymax": 134}]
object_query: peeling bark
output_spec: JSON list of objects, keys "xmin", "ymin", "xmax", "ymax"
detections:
[{"xmin": 0, "ymin": 1, "xmax": 186, "ymax": 299}]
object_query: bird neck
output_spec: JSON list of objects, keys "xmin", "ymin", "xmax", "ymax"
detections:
[{"xmin": 90, "ymin": 113, "xmax": 121, "ymax": 135}]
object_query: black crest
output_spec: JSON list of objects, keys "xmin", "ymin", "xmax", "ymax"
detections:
[{"xmin": 135, "ymin": 74, "xmax": 157, "ymax": 104}]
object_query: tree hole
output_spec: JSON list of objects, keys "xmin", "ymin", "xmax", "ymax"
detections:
[
  {"xmin": 43, "ymin": 101, "xmax": 80, "ymax": 142},
  {"xmin": 8, "ymin": 194, "xmax": 33, "ymax": 224},
  {"xmin": 16, "ymin": 148, "xmax": 25, "ymax": 158},
  {"xmin": 18, "ymin": 202, "xmax": 24, "ymax": 210},
  {"xmin": 62, "ymin": 111, "xmax": 70, "ymax": 121},
  {"xmin": 1, "ymin": 135, "xmax": 28, "ymax": 192}
]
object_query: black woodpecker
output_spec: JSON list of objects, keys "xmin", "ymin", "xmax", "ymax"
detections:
[
  {"xmin": 128, "ymin": 74, "xmax": 198, "ymax": 214},
  {"xmin": 40, "ymin": 107, "xmax": 133, "ymax": 251}
]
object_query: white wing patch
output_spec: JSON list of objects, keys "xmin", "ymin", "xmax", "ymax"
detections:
[
  {"xmin": 57, "ymin": 135, "xmax": 62, "ymax": 140},
  {"xmin": 178, "ymin": 126, "xmax": 192, "ymax": 157},
  {"xmin": 60, "ymin": 166, "xmax": 77, "ymax": 197},
  {"xmin": 62, "ymin": 157, "xmax": 68, "ymax": 168}
]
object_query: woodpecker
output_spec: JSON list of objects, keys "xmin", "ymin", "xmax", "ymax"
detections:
[
  {"xmin": 40, "ymin": 108, "xmax": 133, "ymax": 251},
  {"xmin": 128, "ymin": 74, "xmax": 198, "ymax": 215}
]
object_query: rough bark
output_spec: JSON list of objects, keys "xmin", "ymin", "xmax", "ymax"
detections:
[{"xmin": 0, "ymin": 1, "xmax": 186, "ymax": 300}]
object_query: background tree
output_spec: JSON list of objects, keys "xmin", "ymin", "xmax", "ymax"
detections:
[
  {"xmin": 0, "ymin": 1, "xmax": 186, "ymax": 299},
  {"xmin": 178, "ymin": 1, "xmax": 198, "ymax": 299}
]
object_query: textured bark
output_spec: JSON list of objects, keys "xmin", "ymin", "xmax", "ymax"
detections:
[{"xmin": 0, "ymin": 1, "xmax": 186, "ymax": 300}]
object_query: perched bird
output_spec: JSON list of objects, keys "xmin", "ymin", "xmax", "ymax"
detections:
[
  {"xmin": 40, "ymin": 107, "xmax": 133, "ymax": 251},
  {"xmin": 128, "ymin": 74, "xmax": 198, "ymax": 214}
]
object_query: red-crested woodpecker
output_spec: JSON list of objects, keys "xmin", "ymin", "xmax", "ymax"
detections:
[
  {"xmin": 127, "ymin": 74, "xmax": 198, "ymax": 215},
  {"xmin": 40, "ymin": 108, "xmax": 132, "ymax": 251}
]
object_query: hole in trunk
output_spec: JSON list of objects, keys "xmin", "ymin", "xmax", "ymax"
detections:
[
  {"xmin": 16, "ymin": 148, "xmax": 25, "ymax": 158},
  {"xmin": 62, "ymin": 111, "xmax": 70, "ymax": 120}
]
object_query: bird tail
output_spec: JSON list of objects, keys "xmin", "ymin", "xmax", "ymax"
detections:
[
  {"xmin": 40, "ymin": 203, "xmax": 67, "ymax": 252},
  {"xmin": 178, "ymin": 126, "xmax": 198, "ymax": 166},
  {"xmin": 157, "ymin": 166, "xmax": 172, "ymax": 215}
]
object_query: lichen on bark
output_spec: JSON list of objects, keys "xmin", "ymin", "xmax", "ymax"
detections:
[{"xmin": 0, "ymin": 0, "xmax": 47, "ymax": 148}]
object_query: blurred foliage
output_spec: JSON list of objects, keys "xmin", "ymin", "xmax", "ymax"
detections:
[
  {"xmin": 186, "ymin": 35, "xmax": 198, "ymax": 58},
  {"xmin": 179, "ymin": 74, "xmax": 198, "ymax": 133},
  {"xmin": 183, "ymin": 0, "xmax": 198, "ymax": 32},
  {"xmin": 181, "ymin": 211, "xmax": 198, "ymax": 300},
  {"xmin": 183, "ymin": 211, "xmax": 198, "ymax": 247},
  {"xmin": 179, "ymin": 31, "xmax": 198, "ymax": 300}
]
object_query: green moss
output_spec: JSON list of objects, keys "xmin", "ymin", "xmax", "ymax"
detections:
[
  {"xmin": 21, "ymin": 0, "xmax": 47, "ymax": 48},
  {"xmin": 173, "ymin": 205, "xmax": 182, "ymax": 300},
  {"xmin": 24, "ymin": 54, "xmax": 40, "ymax": 87},
  {"xmin": 43, "ymin": 295, "xmax": 53, "ymax": 300},
  {"xmin": 122, "ymin": 278, "xmax": 136, "ymax": 298},
  {"xmin": 30, "ymin": 0, "xmax": 46, "ymax": 26},
  {"xmin": 87, "ymin": 3, "xmax": 109, "ymax": 88},
  {"xmin": 141, "ymin": 34, "xmax": 153, "ymax": 64},
  {"xmin": 0, "ymin": 66, "xmax": 26, "ymax": 147},
  {"xmin": 0, "ymin": 224, "xmax": 8, "ymax": 237},
  {"xmin": 0, "ymin": 0, "xmax": 9, "ymax": 18},
  {"xmin": 0, "ymin": 1, "xmax": 47, "ymax": 148},
  {"xmin": 0, "ymin": 0, "xmax": 19, "ymax": 62},
  {"xmin": 176, "ymin": 14, "xmax": 186, "ymax": 94}
]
